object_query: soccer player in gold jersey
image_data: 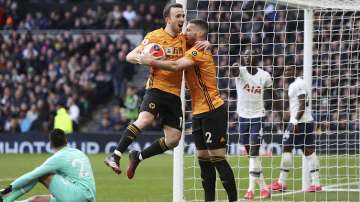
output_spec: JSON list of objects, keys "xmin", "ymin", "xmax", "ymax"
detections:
[
  {"xmin": 104, "ymin": 3, "xmax": 209, "ymax": 180},
  {"xmin": 139, "ymin": 19, "xmax": 238, "ymax": 202}
]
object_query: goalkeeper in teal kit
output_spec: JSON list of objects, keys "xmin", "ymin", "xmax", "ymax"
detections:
[{"xmin": 0, "ymin": 129, "xmax": 96, "ymax": 202}]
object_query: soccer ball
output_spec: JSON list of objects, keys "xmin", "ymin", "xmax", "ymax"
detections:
[{"xmin": 142, "ymin": 43, "xmax": 165, "ymax": 59}]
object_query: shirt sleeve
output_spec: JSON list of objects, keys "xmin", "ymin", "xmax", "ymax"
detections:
[
  {"xmin": 10, "ymin": 154, "xmax": 62, "ymax": 189},
  {"xmin": 264, "ymin": 72, "xmax": 272, "ymax": 87},
  {"xmin": 295, "ymin": 80, "xmax": 307, "ymax": 96},
  {"xmin": 138, "ymin": 32, "xmax": 156, "ymax": 49}
]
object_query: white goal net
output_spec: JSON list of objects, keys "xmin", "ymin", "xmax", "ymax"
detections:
[{"xmin": 179, "ymin": 0, "xmax": 360, "ymax": 201}]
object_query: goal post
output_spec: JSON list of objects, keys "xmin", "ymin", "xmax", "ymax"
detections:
[
  {"xmin": 173, "ymin": 0, "xmax": 360, "ymax": 201},
  {"xmin": 173, "ymin": 1, "xmax": 187, "ymax": 202}
]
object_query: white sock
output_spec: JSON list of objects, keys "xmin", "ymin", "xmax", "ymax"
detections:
[
  {"xmin": 278, "ymin": 152, "xmax": 292, "ymax": 185},
  {"xmin": 306, "ymin": 153, "xmax": 320, "ymax": 186},
  {"xmin": 248, "ymin": 157, "xmax": 257, "ymax": 192},
  {"xmin": 254, "ymin": 157, "xmax": 267, "ymax": 190},
  {"xmin": 138, "ymin": 153, "xmax": 143, "ymax": 161}
]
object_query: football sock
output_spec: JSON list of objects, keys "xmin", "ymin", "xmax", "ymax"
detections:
[
  {"xmin": 305, "ymin": 153, "xmax": 321, "ymax": 186},
  {"xmin": 212, "ymin": 156, "xmax": 237, "ymax": 202},
  {"xmin": 278, "ymin": 152, "xmax": 293, "ymax": 185},
  {"xmin": 140, "ymin": 137, "xmax": 169, "ymax": 160},
  {"xmin": 4, "ymin": 181, "xmax": 36, "ymax": 202},
  {"xmin": 255, "ymin": 157, "xmax": 267, "ymax": 190},
  {"xmin": 198, "ymin": 158, "xmax": 216, "ymax": 202},
  {"xmin": 248, "ymin": 157, "xmax": 257, "ymax": 192},
  {"xmin": 115, "ymin": 124, "xmax": 141, "ymax": 155}
]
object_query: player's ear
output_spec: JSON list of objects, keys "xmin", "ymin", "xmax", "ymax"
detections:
[{"xmin": 165, "ymin": 16, "xmax": 170, "ymax": 24}]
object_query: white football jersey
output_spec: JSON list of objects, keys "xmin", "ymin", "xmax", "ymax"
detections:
[
  {"xmin": 288, "ymin": 77, "xmax": 314, "ymax": 123},
  {"xmin": 235, "ymin": 66, "xmax": 272, "ymax": 118}
]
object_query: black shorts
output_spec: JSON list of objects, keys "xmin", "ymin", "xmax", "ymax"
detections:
[
  {"xmin": 239, "ymin": 117, "xmax": 264, "ymax": 146},
  {"xmin": 282, "ymin": 122, "xmax": 315, "ymax": 150},
  {"xmin": 192, "ymin": 104, "xmax": 227, "ymax": 150},
  {"xmin": 140, "ymin": 88, "xmax": 182, "ymax": 131}
]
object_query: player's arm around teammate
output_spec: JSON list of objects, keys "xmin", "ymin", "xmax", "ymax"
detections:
[
  {"xmin": 104, "ymin": 3, "xmax": 186, "ymax": 179},
  {"xmin": 140, "ymin": 19, "xmax": 238, "ymax": 202}
]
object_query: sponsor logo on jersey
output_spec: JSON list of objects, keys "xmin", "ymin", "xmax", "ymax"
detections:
[
  {"xmin": 243, "ymin": 83, "xmax": 262, "ymax": 94},
  {"xmin": 164, "ymin": 47, "xmax": 183, "ymax": 56}
]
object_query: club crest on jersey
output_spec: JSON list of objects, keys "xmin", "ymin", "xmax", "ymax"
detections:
[
  {"xmin": 142, "ymin": 38, "xmax": 149, "ymax": 45},
  {"xmin": 192, "ymin": 51, "xmax": 197, "ymax": 56},
  {"xmin": 149, "ymin": 102, "xmax": 156, "ymax": 109},
  {"xmin": 243, "ymin": 83, "xmax": 262, "ymax": 94}
]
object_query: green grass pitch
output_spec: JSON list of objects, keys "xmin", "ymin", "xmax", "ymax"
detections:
[{"xmin": 0, "ymin": 154, "xmax": 359, "ymax": 201}]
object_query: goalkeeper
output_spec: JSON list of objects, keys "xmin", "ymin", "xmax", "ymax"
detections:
[
  {"xmin": 139, "ymin": 19, "xmax": 238, "ymax": 202},
  {"xmin": 0, "ymin": 129, "xmax": 96, "ymax": 202}
]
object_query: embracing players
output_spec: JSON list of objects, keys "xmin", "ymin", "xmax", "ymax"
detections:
[
  {"xmin": 232, "ymin": 49, "xmax": 272, "ymax": 199},
  {"xmin": 139, "ymin": 19, "xmax": 238, "ymax": 202},
  {"xmin": 104, "ymin": 3, "xmax": 208, "ymax": 179},
  {"xmin": 268, "ymin": 65, "xmax": 322, "ymax": 192}
]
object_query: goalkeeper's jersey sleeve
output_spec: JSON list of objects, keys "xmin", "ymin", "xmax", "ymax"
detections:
[
  {"xmin": 10, "ymin": 147, "xmax": 96, "ymax": 197},
  {"xmin": 139, "ymin": 28, "xmax": 186, "ymax": 97},
  {"xmin": 184, "ymin": 47, "xmax": 224, "ymax": 115}
]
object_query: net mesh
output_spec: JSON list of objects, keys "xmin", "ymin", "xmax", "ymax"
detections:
[{"xmin": 183, "ymin": 0, "xmax": 360, "ymax": 201}]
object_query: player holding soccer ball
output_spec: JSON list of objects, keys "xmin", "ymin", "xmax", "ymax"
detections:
[
  {"xmin": 139, "ymin": 19, "xmax": 238, "ymax": 202},
  {"xmin": 268, "ymin": 65, "xmax": 322, "ymax": 192},
  {"xmin": 0, "ymin": 129, "xmax": 96, "ymax": 202},
  {"xmin": 104, "ymin": 3, "xmax": 209, "ymax": 179},
  {"xmin": 231, "ymin": 49, "xmax": 273, "ymax": 200}
]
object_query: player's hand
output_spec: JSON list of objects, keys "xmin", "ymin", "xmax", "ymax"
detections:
[
  {"xmin": 286, "ymin": 123, "xmax": 295, "ymax": 134},
  {"xmin": 230, "ymin": 63, "xmax": 240, "ymax": 77},
  {"xmin": 194, "ymin": 40, "xmax": 211, "ymax": 51},
  {"xmin": 136, "ymin": 53, "xmax": 155, "ymax": 65},
  {"xmin": 0, "ymin": 185, "xmax": 12, "ymax": 196}
]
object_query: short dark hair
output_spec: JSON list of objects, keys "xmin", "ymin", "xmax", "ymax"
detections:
[
  {"xmin": 189, "ymin": 19, "xmax": 209, "ymax": 35},
  {"xmin": 49, "ymin": 129, "xmax": 67, "ymax": 148},
  {"xmin": 163, "ymin": 3, "xmax": 183, "ymax": 19}
]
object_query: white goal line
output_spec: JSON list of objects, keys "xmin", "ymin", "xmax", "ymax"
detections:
[{"xmin": 252, "ymin": 181, "xmax": 360, "ymax": 200}]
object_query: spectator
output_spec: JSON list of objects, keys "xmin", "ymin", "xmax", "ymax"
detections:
[
  {"xmin": 67, "ymin": 96, "xmax": 80, "ymax": 131},
  {"xmin": 97, "ymin": 110, "xmax": 113, "ymax": 132},
  {"xmin": 1, "ymin": 1, "xmax": 165, "ymax": 30},
  {"xmin": 123, "ymin": 86, "xmax": 139, "ymax": 122},
  {"xmin": 123, "ymin": 4, "xmax": 137, "ymax": 28},
  {"xmin": 54, "ymin": 100, "xmax": 73, "ymax": 134},
  {"xmin": 4, "ymin": 112, "xmax": 21, "ymax": 133}
]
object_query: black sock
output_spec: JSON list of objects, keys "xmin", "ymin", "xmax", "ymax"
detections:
[
  {"xmin": 198, "ymin": 158, "xmax": 216, "ymax": 202},
  {"xmin": 212, "ymin": 156, "xmax": 237, "ymax": 202},
  {"xmin": 140, "ymin": 137, "xmax": 169, "ymax": 160},
  {"xmin": 115, "ymin": 124, "xmax": 141, "ymax": 154}
]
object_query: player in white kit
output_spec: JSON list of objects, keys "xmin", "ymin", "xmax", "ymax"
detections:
[
  {"xmin": 232, "ymin": 49, "xmax": 272, "ymax": 200},
  {"xmin": 268, "ymin": 65, "xmax": 322, "ymax": 192}
]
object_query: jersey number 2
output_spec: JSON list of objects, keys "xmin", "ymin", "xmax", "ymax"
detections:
[
  {"xmin": 72, "ymin": 159, "xmax": 89, "ymax": 178},
  {"xmin": 205, "ymin": 132, "xmax": 212, "ymax": 143}
]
